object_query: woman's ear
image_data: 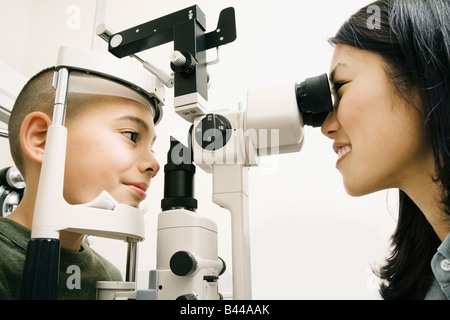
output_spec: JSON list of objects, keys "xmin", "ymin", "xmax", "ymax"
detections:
[{"xmin": 20, "ymin": 111, "xmax": 52, "ymax": 165}]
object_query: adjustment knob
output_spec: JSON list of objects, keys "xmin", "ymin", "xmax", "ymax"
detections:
[
  {"xmin": 195, "ymin": 114, "xmax": 232, "ymax": 151},
  {"xmin": 170, "ymin": 251, "xmax": 197, "ymax": 276},
  {"xmin": 176, "ymin": 293, "xmax": 198, "ymax": 300},
  {"xmin": 170, "ymin": 50, "xmax": 198, "ymax": 76}
]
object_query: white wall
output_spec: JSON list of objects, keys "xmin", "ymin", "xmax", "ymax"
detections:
[{"xmin": 0, "ymin": 0, "xmax": 398, "ymax": 299}]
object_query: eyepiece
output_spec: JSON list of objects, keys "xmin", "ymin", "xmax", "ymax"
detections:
[{"xmin": 296, "ymin": 73, "xmax": 333, "ymax": 127}]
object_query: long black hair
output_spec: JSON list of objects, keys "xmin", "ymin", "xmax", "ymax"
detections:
[{"xmin": 329, "ymin": 0, "xmax": 450, "ymax": 299}]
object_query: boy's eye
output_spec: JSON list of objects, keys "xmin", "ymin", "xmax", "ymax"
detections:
[{"xmin": 123, "ymin": 131, "xmax": 138, "ymax": 143}]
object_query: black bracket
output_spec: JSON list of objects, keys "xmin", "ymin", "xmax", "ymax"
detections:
[{"xmin": 108, "ymin": 5, "xmax": 237, "ymax": 102}]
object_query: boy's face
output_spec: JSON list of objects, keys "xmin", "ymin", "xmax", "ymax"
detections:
[{"xmin": 63, "ymin": 96, "xmax": 159, "ymax": 207}]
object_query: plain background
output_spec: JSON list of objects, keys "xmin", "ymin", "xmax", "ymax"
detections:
[{"xmin": 0, "ymin": 0, "xmax": 399, "ymax": 299}]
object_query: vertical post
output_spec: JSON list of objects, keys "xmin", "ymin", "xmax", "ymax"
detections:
[
  {"xmin": 126, "ymin": 239, "xmax": 139, "ymax": 283},
  {"xmin": 20, "ymin": 239, "xmax": 61, "ymax": 299},
  {"xmin": 173, "ymin": 15, "xmax": 208, "ymax": 101},
  {"xmin": 212, "ymin": 164, "xmax": 252, "ymax": 299},
  {"xmin": 20, "ymin": 68, "xmax": 70, "ymax": 299},
  {"xmin": 52, "ymin": 68, "xmax": 70, "ymax": 126}
]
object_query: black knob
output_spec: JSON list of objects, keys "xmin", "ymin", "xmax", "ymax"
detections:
[
  {"xmin": 218, "ymin": 256, "xmax": 226, "ymax": 276},
  {"xmin": 176, "ymin": 293, "xmax": 198, "ymax": 300},
  {"xmin": 170, "ymin": 51, "xmax": 198, "ymax": 77},
  {"xmin": 170, "ymin": 251, "xmax": 198, "ymax": 276},
  {"xmin": 203, "ymin": 275, "xmax": 219, "ymax": 282},
  {"xmin": 194, "ymin": 114, "xmax": 232, "ymax": 151}
]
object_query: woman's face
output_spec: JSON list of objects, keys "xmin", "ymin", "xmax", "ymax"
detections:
[{"xmin": 321, "ymin": 44, "xmax": 432, "ymax": 196}]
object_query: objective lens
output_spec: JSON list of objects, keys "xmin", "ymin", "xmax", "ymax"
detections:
[{"xmin": 161, "ymin": 137, "xmax": 197, "ymax": 212}]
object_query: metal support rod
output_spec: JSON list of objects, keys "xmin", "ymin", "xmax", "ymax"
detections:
[
  {"xmin": 0, "ymin": 128, "xmax": 8, "ymax": 138},
  {"xmin": 96, "ymin": 24, "xmax": 174, "ymax": 88},
  {"xmin": 0, "ymin": 106, "xmax": 11, "ymax": 126},
  {"xmin": 52, "ymin": 68, "xmax": 70, "ymax": 127},
  {"xmin": 126, "ymin": 239, "xmax": 139, "ymax": 282}
]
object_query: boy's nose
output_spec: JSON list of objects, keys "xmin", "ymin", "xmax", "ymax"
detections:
[
  {"xmin": 139, "ymin": 151, "xmax": 160, "ymax": 178},
  {"xmin": 321, "ymin": 111, "xmax": 340, "ymax": 139}
]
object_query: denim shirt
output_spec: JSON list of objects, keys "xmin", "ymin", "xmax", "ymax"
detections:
[{"xmin": 425, "ymin": 233, "xmax": 450, "ymax": 299}]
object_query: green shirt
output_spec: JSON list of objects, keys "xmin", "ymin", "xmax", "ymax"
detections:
[{"xmin": 0, "ymin": 217, "xmax": 122, "ymax": 300}]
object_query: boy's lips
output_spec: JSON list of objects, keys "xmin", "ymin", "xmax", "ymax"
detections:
[{"xmin": 124, "ymin": 182, "xmax": 148, "ymax": 198}]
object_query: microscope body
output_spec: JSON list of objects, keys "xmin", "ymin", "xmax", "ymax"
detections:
[
  {"xmin": 156, "ymin": 208, "xmax": 224, "ymax": 300},
  {"xmin": 189, "ymin": 96, "xmax": 304, "ymax": 300},
  {"xmin": 152, "ymin": 136, "xmax": 225, "ymax": 300}
]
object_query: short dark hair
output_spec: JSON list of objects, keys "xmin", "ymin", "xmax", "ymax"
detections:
[
  {"xmin": 8, "ymin": 67, "xmax": 57, "ymax": 177},
  {"xmin": 8, "ymin": 67, "xmax": 121, "ymax": 178},
  {"xmin": 329, "ymin": 0, "xmax": 449, "ymax": 299}
]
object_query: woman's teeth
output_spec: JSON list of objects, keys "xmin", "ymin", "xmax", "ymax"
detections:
[{"xmin": 338, "ymin": 146, "xmax": 352, "ymax": 159}]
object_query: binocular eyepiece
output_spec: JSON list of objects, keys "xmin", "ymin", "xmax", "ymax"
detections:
[
  {"xmin": 296, "ymin": 73, "xmax": 333, "ymax": 127},
  {"xmin": 244, "ymin": 72, "xmax": 333, "ymax": 155}
]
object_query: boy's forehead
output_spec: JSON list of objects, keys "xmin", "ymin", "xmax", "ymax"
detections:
[
  {"xmin": 71, "ymin": 94, "xmax": 154, "ymax": 127},
  {"xmin": 94, "ymin": 95, "xmax": 153, "ymax": 118},
  {"xmin": 72, "ymin": 97, "xmax": 157, "ymax": 139},
  {"xmin": 68, "ymin": 73, "xmax": 157, "ymax": 122}
]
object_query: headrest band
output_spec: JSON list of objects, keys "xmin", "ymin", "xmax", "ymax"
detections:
[{"xmin": 68, "ymin": 72, "xmax": 156, "ymax": 118}]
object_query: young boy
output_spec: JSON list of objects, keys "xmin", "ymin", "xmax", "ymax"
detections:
[{"xmin": 0, "ymin": 67, "xmax": 160, "ymax": 299}]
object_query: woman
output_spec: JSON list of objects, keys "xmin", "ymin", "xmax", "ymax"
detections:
[{"xmin": 321, "ymin": 0, "xmax": 449, "ymax": 299}]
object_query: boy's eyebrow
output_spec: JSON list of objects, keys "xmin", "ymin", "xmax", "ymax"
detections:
[
  {"xmin": 116, "ymin": 115, "xmax": 148, "ymax": 130},
  {"xmin": 116, "ymin": 115, "xmax": 153, "ymax": 138}
]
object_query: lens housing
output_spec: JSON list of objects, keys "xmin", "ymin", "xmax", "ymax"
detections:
[{"xmin": 161, "ymin": 136, "xmax": 197, "ymax": 212}]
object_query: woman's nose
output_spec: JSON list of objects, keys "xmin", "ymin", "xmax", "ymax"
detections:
[{"xmin": 321, "ymin": 111, "xmax": 340, "ymax": 139}]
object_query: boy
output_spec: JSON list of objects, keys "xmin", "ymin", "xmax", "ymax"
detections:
[{"xmin": 0, "ymin": 67, "xmax": 160, "ymax": 299}]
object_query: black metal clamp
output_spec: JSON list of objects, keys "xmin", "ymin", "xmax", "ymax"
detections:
[{"xmin": 107, "ymin": 5, "xmax": 237, "ymax": 103}]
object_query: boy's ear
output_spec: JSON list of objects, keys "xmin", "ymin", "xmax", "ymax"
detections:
[{"xmin": 20, "ymin": 111, "xmax": 52, "ymax": 164}]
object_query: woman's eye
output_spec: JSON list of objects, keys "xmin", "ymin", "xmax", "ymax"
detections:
[
  {"xmin": 332, "ymin": 81, "xmax": 348, "ymax": 110},
  {"xmin": 123, "ymin": 131, "xmax": 138, "ymax": 143},
  {"xmin": 333, "ymin": 82, "xmax": 346, "ymax": 96}
]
